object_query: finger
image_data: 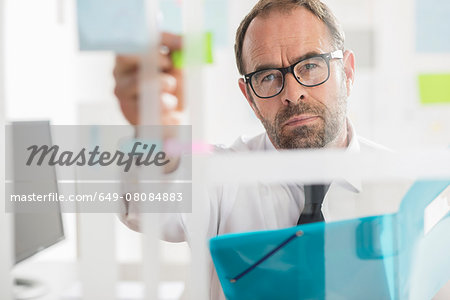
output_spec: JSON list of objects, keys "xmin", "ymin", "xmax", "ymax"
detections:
[
  {"xmin": 118, "ymin": 94, "xmax": 139, "ymax": 125},
  {"xmin": 116, "ymin": 53, "xmax": 172, "ymax": 77},
  {"xmin": 160, "ymin": 93, "xmax": 179, "ymax": 113},
  {"xmin": 160, "ymin": 73, "xmax": 177, "ymax": 94},
  {"xmin": 116, "ymin": 71, "xmax": 177, "ymax": 103},
  {"xmin": 114, "ymin": 55, "xmax": 140, "ymax": 78},
  {"xmin": 161, "ymin": 32, "xmax": 182, "ymax": 52},
  {"xmin": 160, "ymin": 93, "xmax": 184, "ymax": 126},
  {"xmin": 168, "ymin": 68, "xmax": 184, "ymax": 111},
  {"xmin": 159, "ymin": 52, "xmax": 173, "ymax": 72},
  {"xmin": 161, "ymin": 110, "xmax": 184, "ymax": 126},
  {"xmin": 114, "ymin": 73, "xmax": 138, "ymax": 102}
]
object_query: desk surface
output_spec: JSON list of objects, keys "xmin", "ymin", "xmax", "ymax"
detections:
[{"xmin": 12, "ymin": 261, "xmax": 185, "ymax": 300}]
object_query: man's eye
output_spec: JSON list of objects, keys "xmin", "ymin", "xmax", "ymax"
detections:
[
  {"xmin": 262, "ymin": 74, "xmax": 275, "ymax": 82},
  {"xmin": 304, "ymin": 63, "xmax": 318, "ymax": 70}
]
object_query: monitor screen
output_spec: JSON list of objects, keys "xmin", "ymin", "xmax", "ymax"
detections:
[{"xmin": 11, "ymin": 121, "xmax": 64, "ymax": 264}]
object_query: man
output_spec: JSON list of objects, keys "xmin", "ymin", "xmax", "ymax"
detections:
[{"xmin": 114, "ymin": 1, "xmax": 403, "ymax": 299}]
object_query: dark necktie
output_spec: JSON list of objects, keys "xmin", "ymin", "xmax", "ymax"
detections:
[
  {"xmin": 297, "ymin": 184, "xmax": 327, "ymax": 299},
  {"xmin": 297, "ymin": 184, "xmax": 327, "ymax": 225}
]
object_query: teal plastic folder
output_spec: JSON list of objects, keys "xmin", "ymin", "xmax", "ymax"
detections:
[{"xmin": 210, "ymin": 180, "xmax": 450, "ymax": 300}]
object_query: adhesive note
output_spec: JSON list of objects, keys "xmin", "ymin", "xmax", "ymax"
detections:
[
  {"xmin": 159, "ymin": 0, "xmax": 229, "ymax": 48},
  {"xmin": 204, "ymin": 0, "xmax": 229, "ymax": 48},
  {"xmin": 76, "ymin": 0, "xmax": 149, "ymax": 53},
  {"xmin": 159, "ymin": 0, "xmax": 183, "ymax": 34},
  {"xmin": 418, "ymin": 74, "xmax": 450, "ymax": 104},
  {"xmin": 416, "ymin": 0, "xmax": 450, "ymax": 52},
  {"xmin": 171, "ymin": 32, "xmax": 214, "ymax": 69}
]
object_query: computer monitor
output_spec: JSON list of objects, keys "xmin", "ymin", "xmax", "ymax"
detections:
[
  {"xmin": 10, "ymin": 121, "xmax": 64, "ymax": 298},
  {"xmin": 14, "ymin": 211, "xmax": 64, "ymax": 264}
]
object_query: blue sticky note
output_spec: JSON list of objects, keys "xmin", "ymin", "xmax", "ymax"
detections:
[
  {"xmin": 77, "ymin": 0, "xmax": 149, "ymax": 53},
  {"xmin": 159, "ymin": 0, "xmax": 183, "ymax": 34},
  {"xmin": 204, "ymin": 0, "xmax": 229, "ymax": 48},
  {"xmin": 416, "ymin": 0, "xmax": 450, "ymax": 52},
  {"xmin": 159, "ymin": 0, "xmax": 229, "ymax": 48}
]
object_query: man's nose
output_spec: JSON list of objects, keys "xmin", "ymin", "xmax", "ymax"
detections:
[{"xmin": 280, "ymin": 73, "xmax": 306, "ymax": 106}]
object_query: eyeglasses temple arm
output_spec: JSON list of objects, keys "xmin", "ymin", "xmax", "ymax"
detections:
[{"xmin": 330, "ymin": 50, "xmax": 344, "ymax": 59}]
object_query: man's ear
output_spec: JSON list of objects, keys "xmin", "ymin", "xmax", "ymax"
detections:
[
  {"xmin": 238, "ymin": 78, "xmax": 260, "ymax": 119},
  {"xmin": 343, "ymin": 50, "xmax": 355, "ymax": 96}
]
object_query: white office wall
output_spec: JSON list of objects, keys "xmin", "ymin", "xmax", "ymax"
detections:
[
  {"xmin": 4, "ymin": 0, "xmax": 120, "ymax": 125},
  {"xmin": 5, "ymin": 0, "xmax": 77, "ymax": 124}
]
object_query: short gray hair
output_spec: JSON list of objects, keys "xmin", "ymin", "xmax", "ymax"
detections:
[{"xmin": 235, "ymin": 0, "xmax": 345, "ymax": 75}]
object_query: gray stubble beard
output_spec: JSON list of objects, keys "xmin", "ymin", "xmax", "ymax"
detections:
[{"xmin": 252, "ymin": 80, "xmax": 348, "ymax": 150}]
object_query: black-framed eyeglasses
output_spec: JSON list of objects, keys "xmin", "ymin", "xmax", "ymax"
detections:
[{"xmin": 244, "ymin": 50, "xmax": 344, "ymax": 99}]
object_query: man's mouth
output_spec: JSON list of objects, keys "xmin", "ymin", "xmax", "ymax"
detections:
[{"xmin": 283, "ymin": 115, "xmax": 319, "ymax": 127}]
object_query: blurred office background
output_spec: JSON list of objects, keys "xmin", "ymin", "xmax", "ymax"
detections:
[{"xmin": 1, "ymin": 0, "xmax": 449, "ymax": 299}]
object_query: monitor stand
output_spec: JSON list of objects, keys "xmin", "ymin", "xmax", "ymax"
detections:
[{"xmin": 13, "ymin": 277, "xmax": 49, "ymax": 299}]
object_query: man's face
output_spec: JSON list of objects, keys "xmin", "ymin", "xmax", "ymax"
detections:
[{"xmin": 238, "ymin": 7, "xmax": 355, "ymax": 149}]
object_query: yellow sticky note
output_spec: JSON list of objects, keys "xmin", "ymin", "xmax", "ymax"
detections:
[{"xmin": 418, "ymin": 73, "xmax": 450, "ymax": 104}]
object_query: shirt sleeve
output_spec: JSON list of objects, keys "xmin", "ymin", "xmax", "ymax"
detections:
[
  {"xmin": 117, "ymin": 151, "xmax": 222, "ymax": 243},
  {"xmin": 117, "ymin": 184, "xmax": 221, "ymax": 243}
]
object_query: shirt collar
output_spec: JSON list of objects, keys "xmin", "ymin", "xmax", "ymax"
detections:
[
  {"xmin": 263, "ymin": 118, "xmax": 362, "ymax": 193},
  {"xmin": 340, "ymin": 119, "xmax": 362, "ymax": 193}
]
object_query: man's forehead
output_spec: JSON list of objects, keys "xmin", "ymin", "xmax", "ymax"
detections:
[{"xmin": 242, "ymin": 7, "xmax": 332, "ymax": 73}]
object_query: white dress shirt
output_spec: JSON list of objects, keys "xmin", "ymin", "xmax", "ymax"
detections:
[{"xmin": 119, "ymin": 119, "xmax": 410, "ymax": 300}]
